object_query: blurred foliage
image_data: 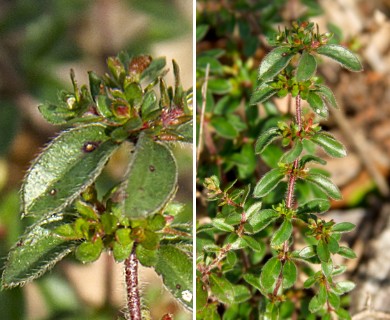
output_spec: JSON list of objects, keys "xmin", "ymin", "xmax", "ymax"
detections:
[{"xmin": 0, "ymin": 0, "xmax": 192, "ymax": 319}]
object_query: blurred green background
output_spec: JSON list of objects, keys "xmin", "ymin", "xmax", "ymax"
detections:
[{"xmin": 0, "ymin": 0, "xmax": 193, "ymax": 319}]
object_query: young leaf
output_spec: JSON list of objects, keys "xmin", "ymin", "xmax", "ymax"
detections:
[
  {"xmin": 298, "ymin": 199, "xmax": 330, "ymax": 215},
  {"xmin": 242, "ymin": 235, "xmax": 265, "ymax": 252},
  {"xmin": 253, "ymin": 168, "xmax": 285, "ymax": 198},
  {"xmin": 255, "ymin": 127, "xmax": 281, "ymax": 154},
  {"xmin": 2, "ymin": 216, "xmax": 77, "ymax": 288},
  {"xmin": 317, "ymin": 239, "xmax": 330, "ymax": 262},
  {"xmin": 258, "ymin": 46, "xmax": 295, "ymax": 81},
  {"xmin": 299, "ymin": 154, "xmax": 327, "ymax": 168},
  {"xmin": 296, "ymin": 51, "xmax": 317, "ymax": 81},
  {"xmin": 317, "ymin": 44, "xmax": 363, "ymax": 72},
  {"xmin": 249, "ymin": 83, "xmax": 277, "ymax": 105},
  {"xmin": 311, "ymin": 132, "xmax": 346, "ymax": 158},
  {"xmin": 315, "ymin": 84, "xmax": 338, "ymax": 109},
  {"xmin": 209, "ymin": 273, "xmax": 235, "ymax": 304},
  {"xmin": 212, "ymin": 218, "xmax": 235, "ymax": 232},
  {"xmin": 305, "ymin": 172, "xmax": 342, "ymax": 200},
  {"xmin": 271, "ymin": 219, "xmax": 293, "ymax": 246},
  {"xmin": 331, "ymin": 222, "xmax": 355, "ymax": 233},
  {"xmin": 155, "ymin": 245, "xmax": 193, "ymax": 310},
  {"xmin": 338, "ymin": 246, "xmax": 357, "ymax": 259},
  {"xmin": 298, "ymin": 246, "xmax": 317, "ymax": 259},
  {"xmin": 123, "ymin": 133, "xmax": 177, "ymax": 218},
  {"xmin": 335, "ymin": 281, "xmax": 356, "ymax": 294},
  {"xmin": 328, "ymin": 235, "xmax": 340, "ymax": 254},
  {"xmin": 280, "ymin": 139, "xmax": 303, "ymax": 163},
  {"xmin": 245, "ymin": 209, "xmax": 280, "ymax": 234},
  {"xmin": 282, "ymin": 260, "xmax": 297, "ymax": 289},
  {"xmin": 75, "ymin": 238, "xmax": 103, "ymax": 263},
  {"xmin": 307, "ymin": 91, "xmax": 328, "ymax": 118},
  {"xmin": 176, "ymin": 120, "xmax": 193, "ymax": 143},
  {"xmin": 22, "ymin": 124, "xmax": 119, "ymax": 218},
  {"xmin": 260, "ymin": 257, "xmax": 282, "ymax": 291}
]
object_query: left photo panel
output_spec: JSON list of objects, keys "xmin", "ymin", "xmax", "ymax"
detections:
[{"xmin": 0, "ymin": 1, "xmax": 193, "ymax": 319}]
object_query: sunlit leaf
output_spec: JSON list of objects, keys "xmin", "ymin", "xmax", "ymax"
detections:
[{"xmin": 317, "ymin": 44, "xmax": 363, "ymax": 72}]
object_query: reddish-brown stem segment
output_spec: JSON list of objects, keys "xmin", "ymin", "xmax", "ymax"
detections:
[
  {"xmin": 125, "ymin": 243, "xmax": 141, "ymax": 320},
  {"xmin": 273, "ymin": 94, "xmax": 302, "ymax": 297}
]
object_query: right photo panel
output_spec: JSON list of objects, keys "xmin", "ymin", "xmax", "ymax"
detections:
[{"xmin": 196, "ymin": 1, "xmax": 390, "ymax": 319}]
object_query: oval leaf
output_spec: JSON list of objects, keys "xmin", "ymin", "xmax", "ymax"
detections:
[
  {"xmin": 338, "ymin": 246, "xmax": 357, "ymax": 259},
  {"xmin": 317, "ymin": 239, "xmax": 330, "ymax": 262},
  {"xmin": 307, "ymin": 91, "xmax": 328, "ymax": 118},
  {"xmin": 209, "ymin": 273, "xmax": 235, "ymax": 304},
  {"xmin": 305, "ymin": 172, "xmax": 342, "ymax": 200},
  {"xmin": 331, "ymin": 222, "xmax": 355, "ymax": 233},
  {"xmin": 253, "ymin": 168, "xmax": 285, "ymax": 198},
  {"xmin": 155, "ymin": 245, "xmax": 193, "ymax": 310},
  {"xmin": 298, "ymin": 199, "xmax": 330, "ymax": 215},
  {"xmin": 22, "ymin": 124, "xmax": 119, "ymax": 218},
  {"xmin": 255, "ymin": 127, "xmax": 281, "ymax": 154},
  {"xmin": 124, "ymin": 133, "xmax": 177, "ymax": 218},
  {"xmin": 245, "ymin": 209, "xmax": 280, "ymax": 234},
  {"xmin": 2, "ymin": 216, "xmax": 77, "ymax": 288},
  {"xmin": 280, "ymin": 138, "xmax": 303, "ymax": 163},
  {"xmin": 317, "ymin": 44, "xmax": 363, "ymax": 72},
  {"xmin": 250, "ymin": 83, "xmax": 277, "ymax": 105},
  {"xmin": 282, "ymin": 260, "xmax": 297, "ymax": 289},
  {"xmin": 271, "ymin": 219, "xmax": 293, "ymax": 246},
  {"xmin": 311, "ymin": 132, "xmax": 346, "ymax": 158},
  {"xmin": 315, "ymin": 84, "xmax": 338, "ymax": 109},
  {"xmin": 260, "ymin": 257, "xmax": 282, "ymax": 291},
  {"xmin": 296, "ymin": 51, "xmax": 317, "ymax": 81},
  {"xmin": 258, "ymin": 47, "xmax": 295, "ymax": 81}
]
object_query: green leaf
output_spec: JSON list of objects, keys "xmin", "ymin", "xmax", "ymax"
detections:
[
  {"xmin": 299, "ymin": 154, "xmax": 327, "ymax": 167},
  {"xmin": 176, "ymin": 120, "xmax": 193, "ymax": 143},
  {"xmin": 307, "ymin": 91, "xmax": 328, "ymax": 118},
  {"xmin": 123, "ymin": 133, "xmax": 177, "ymax": 218},
  {"xmin": 242, "ymin": 235, "xmax": 265, "ymax": 252},
  {"xmin": 155, "ymin": 245, "xmax": 193, "ymax": 310},
  {"xmin": 210, "ymin": 116, "xmax": 238, "ymax": 139},
  {"xmin": 38, "ymin": 103, "xmax": 79, "ymax": 125},
  {"xmin": 253, "ymin": 168, "xmax": 285, "ymax": 198},
  {"xmin": 282, "ymin": 260, "xmax": 297, "ymax": 289},
  {"xmin": 233, "ymin": 285, "xmax": 251, "ymax": 303},
  {"xmin": 315, "ymin": 84, "xmax": 338, "ymax": 109},
  {"xmin": 327, "ymin": 235, "xmax": 340, "ymax": 254},
  {"xmin": 2, "ymin": 216, "xmax": 77, "ymax": 288},
  {"xmin": 141, "ymin": 91, "xmax": 159, "ymax": 120},
  {"xmin": 136, "ymin": 245, "xmax": 157, "ymax": 267},
  {"xmin": 338, "ymin": 246, "xmax": 357, "ymax": 259},
  {"xmin": 296, "ymin": 51, "xmax": 317, "ymax": 81},
  {"xmin": 298, "ymin": 199, "xmax": 330, "ymax": 214},
  {"xmin": 317, "ymin": 44, "xmax": 363, "ymax": 72},
  {"xmin": 260, "ymin": 257, "xmax": 282, "ymax": 291},
  {"xmin": 328, "ymin": 291, "xmax": 340, "ymax": 309},
  {"xmin": 280, "ymin": 139, "xmax": 303, "ymax": 163},
  {"xmin": 311, "ymin": 132, "xmax": 346, "ymax": 158},
  {"xmin": 113, "ymin": 241, "xmax": 133, "ymax": 262},
  {"xmin": 245, "ymin": 201, "xmax": 262, "ymax": 220},
  {"xmin": 317, "ymin": 239, "xmax": 330, "ymax": 262},
  {"xmin": 75, "ymin": 238, "xmax": 103, "ymax": 263},
  {"xmin": 209, "ymin": 273, "xmax": 235, "ymax": 304},
  {"xmin": 249, "ymin": 83, "xmax": 277, "ymax": 105},
  {"xmin": 335, "ymin": 281, "xmax": 355, "ymax": 294},
  {"xmin": 321, "ymin": 261, "xmax": 333, "ymax": 278},
  {"xmin": 196, "ymin": 303, "xmax": 220, "ymax": 320},
  {"xmin": 22, "ymin": 124, "xmax": 119, "ymax": 218},
  {"xmin": 255, "ymin": 127, "xmax": 281, "ymax": 154},
  {"xmin": 207, "ymin": 78, "xmax": 232, "ymax": 95},
  {"xmin": 196, "ymin": 278, "xmax": 208, "ymax": 310},
  {"xmin": 196, "ymin": 24, "xmax": 209, "ymax": 42},
  {"xmin": 332, "ymin": 222, "xmax": 355, "ymax": 233},
  {"xmin": 271, "ymin": 220, "xmax": 293, "ymax": 246},
  {"xmin": 336, "ymin": 308, "xmax": 352, "ymax": 320},
  {"xmin": 305, "ymin": 172, "xmax": 342, "ymax": 200},
  {"xmin": 304, "ymin": 275, "xmax": 317, "ymax": 288},
  {"xmin": 308, "ymin": 296, "xmax": 322, "ymax": 313},
  {"xmin": 318, "ymin": 284, "xmax": 328, "ymax": 305},
  {"xmin": 245, "ymin": 209, "xmax": 280, "ymax": 234},
  {"xmin": 299, "ymin": 246, "xmax": 317, "ymax": 259},
  {"xmin": 212, "ymin": 218, "xmax": 235, "ymax": 232},
  {"xmin": 258, "ymin": 47, "xmax": 295, "ymax": 81},
  {"xmin": 243, "ymin": 273, "xmax": 262, "ymax": 291}
]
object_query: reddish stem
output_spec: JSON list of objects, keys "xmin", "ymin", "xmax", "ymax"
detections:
[{"xmin": 125, "ymin": 243, "xmax": 141, "ymax": 320}]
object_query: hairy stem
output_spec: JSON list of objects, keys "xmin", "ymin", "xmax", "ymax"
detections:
[
  {"xmin": 125, "ymin": 243, "xmax": 141, "ymax": 320},
  {"xmin": 274, "ymin": 94, "xmax": 302, "ymax": 296}
]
